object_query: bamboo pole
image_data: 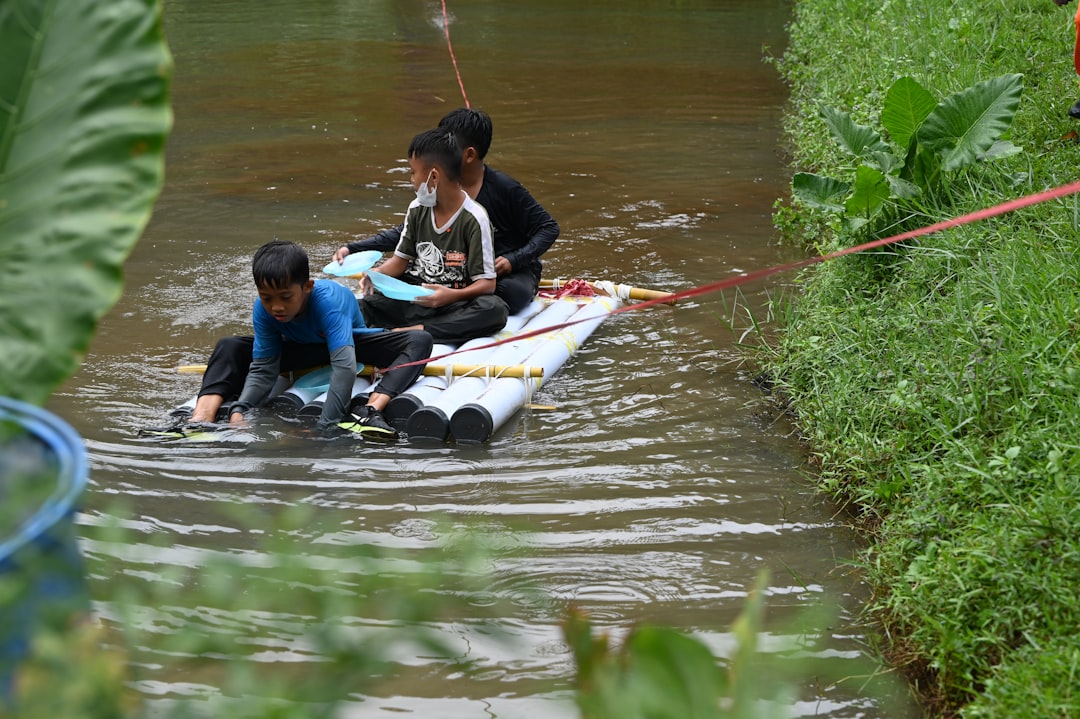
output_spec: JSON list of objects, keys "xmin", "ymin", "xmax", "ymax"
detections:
[
  {"xmin": 539, "ymin": 278, "xmax": 677, "ymax": 305},
  {"xmin": 177, "ymin": 363, "xmax": 544, "ymax": 379}
]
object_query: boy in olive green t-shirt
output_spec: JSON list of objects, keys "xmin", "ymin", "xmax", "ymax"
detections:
[{"xmin": 357, "ymin": 127, "xmax": 508, "ymax": 343}]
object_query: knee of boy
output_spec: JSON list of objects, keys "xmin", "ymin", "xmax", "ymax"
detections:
[
  {"xmin": 215, "ymin": 335, "xmax": 252, "ymax": 357},
  {"xmin": 413, "ymin": 330, "xmax": 434, "ymax": 357},
  {"xmin": 502, "ymin": 289, "xmax": 534, "ymax": 315},
  {"xmin": 488, "ymin": 296, "xmax": 510, "ymax": 327}
]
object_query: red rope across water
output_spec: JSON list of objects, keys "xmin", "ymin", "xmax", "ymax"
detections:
[
  {"xmin": 440, "ymin": 0, "xmax": 470, "ymax": 108},
  {"xmin": 388, "ymin": 179, "xmax": 1080, "ymax": 371}
]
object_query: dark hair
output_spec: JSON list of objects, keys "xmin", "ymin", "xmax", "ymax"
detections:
[
  {"xmin": 407, "ymin": 127, "xmax": 462, "ymax": 183},
  {"xmin": 438, "ymin": 107, "xmax": 492, "ymax": 161},
  {"xmin": 251, "ymin": 240, "xmax": 309, "ymax": 289}
]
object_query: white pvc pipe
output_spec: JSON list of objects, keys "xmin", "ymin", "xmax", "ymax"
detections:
[
  {"xmin": 382, "ymin": 300, "xmax": 540, "ymax": 427},
  {"xmin": 270, "ymin": 366, "xmax": 334, "ymax": 411},
  {"xmin": 384, "ymin": 300, "xmax": 545, "ymax": 430},
  {"xmin": 406, "ymin": 298, "xmax": 590, "ymax": 441},
  {"xmin": 299, "ymin": 375, "xmax": 373, "ymax": 417},
  {"xmin": 450, "ymin": 296, "xmax": 620, "ymax": 442}
]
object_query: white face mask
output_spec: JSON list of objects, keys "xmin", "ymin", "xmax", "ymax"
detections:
[{"xmin": 415, "ymin": 171, "xmax": 437, "ymax": 208}]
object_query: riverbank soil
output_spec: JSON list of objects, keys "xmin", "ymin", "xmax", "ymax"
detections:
[{"xmin": 763, "ymin": 0, "xmax": 1080, "ymax": 716}]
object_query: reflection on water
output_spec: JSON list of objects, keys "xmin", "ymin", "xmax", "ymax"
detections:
[{"xmin": 51, "ymin": 0, "xmax": 918, "ymax": 716}]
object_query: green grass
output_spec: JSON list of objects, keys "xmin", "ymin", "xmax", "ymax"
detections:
[{"xmin": 762, "ymin": 0, "xmax": 1080, "ymax": 715}]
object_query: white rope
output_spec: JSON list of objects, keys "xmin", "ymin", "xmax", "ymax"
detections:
[{"xmin": 592, "ymin": 279, "xmax": 622, "ymax": 299}]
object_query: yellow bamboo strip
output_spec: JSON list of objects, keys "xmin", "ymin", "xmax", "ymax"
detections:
[
  {"xmin": 539, "ymin": 278, "xmax": 676, "ymax": 305},
  {"xmin": 177, "ymin": 363, "xmax": 544, "ymax": 379}
]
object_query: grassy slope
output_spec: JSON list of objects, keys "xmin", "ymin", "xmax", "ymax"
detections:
[{"xmin": 767, "ymin": 0, "xmax": 1080, "ymax": 715}]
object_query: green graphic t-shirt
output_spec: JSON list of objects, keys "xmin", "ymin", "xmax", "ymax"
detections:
[{"xmin": 394, "ymin": 192, "xmax": 496, "ymax": 289}]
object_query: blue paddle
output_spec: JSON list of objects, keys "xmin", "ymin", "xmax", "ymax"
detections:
[
  {"xmin": 322, "ymin": 251, "xmax": 433, "ymax": 301},
  {"xmin": 366, "ymin": 271, "xmax": 434, "ymax": 301},
  {"xmin": 322, "ymin": 250, "xmax": 382, "ymax": 277}
]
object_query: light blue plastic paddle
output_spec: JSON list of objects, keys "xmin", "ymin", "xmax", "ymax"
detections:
[
  {"xmin": 322, "ymin": 250, "xmax": 382, "ymax": 277},
  {"xmin": 321, "ymin": 250, "xmax": 433, "ymax": 300},
  {"xmin": 366, "ymin": 271, "xmax": 434, "ymax": 301}
]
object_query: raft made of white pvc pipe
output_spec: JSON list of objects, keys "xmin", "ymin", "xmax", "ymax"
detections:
[{"xmin": 450, "ymin": 295, "xmax": 620, "ymax": 443}]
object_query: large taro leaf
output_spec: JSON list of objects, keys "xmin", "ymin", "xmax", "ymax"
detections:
[
  {"xmin": 819, "ymin": 105, "xmax": 892, "ymax": 160},
  {"xmin": 844, "ymin": 165, "xmax": 891, "ymax": 221},
  {"xmin": 0, "ymin": 0, "xmax": 172, "ymax": 405},
  {"xmin": 791, "ymin": 172, "xmax": 850, "ymax": 213},
  {"xmin": 881, "ymin": 76, "xmax": 937, "ymax": 151},
  {"xmin": 916, "ymin": 73, "xmax": 1023, "ymax": 172}
]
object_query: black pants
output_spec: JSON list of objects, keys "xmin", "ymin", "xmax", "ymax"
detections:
[
  {"xmin": 496, "ymin": 269, "xmax": 540, "ymax": 315},
  {"xmin": 198, "ymin": 330, "xmax": 433, "ymax": 402},
  {"xmin": 359, "ymin": 294, "xmax": 509, "ymax": 344}
]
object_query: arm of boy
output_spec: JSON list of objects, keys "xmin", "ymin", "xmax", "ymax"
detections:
[
  {"xmin": 318, "ymin": 345, "xmax": 358, "ymax": 427},
  {"xmin": 230, "ymin": 355, "xmax": 281, "ymax": 425},
  {"xmin": 361, "ymin": 255, "xmax": 410, "ymax": 296},
  {"xmin": 415, "ymin": 277, "xmax": 496, "ymax": 308},
  {"xmin": 494, "ymin": 181, "xmax": 559, "ymax": 276},
  {"xmin": 333, "ymin": 224, "xmax": 403, "ymax": 264}
]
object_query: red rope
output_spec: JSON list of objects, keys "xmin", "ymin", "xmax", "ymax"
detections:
[
  {"xmin": 440, "ymin": 0, "xmax": 470, "ymax": 108},
  {"xmin": 605, "ymin": 178, "xmax": 1080, "ymax": 316},
  {"xmin": 383, "ymin": 180, "xmax": 1080, "ymax": 372}
]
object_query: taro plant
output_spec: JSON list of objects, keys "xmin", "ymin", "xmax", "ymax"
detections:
[
  {"xmin": 791, "ymin": 73, "xmax": 1023, "ymax": 233},
  {"xmin": 0, "ymin": 0, "xmax": 172, "ymax": 405},
  {"xmin": 0, "ymin": 0, "xmax": 169, "ymax": 711}
]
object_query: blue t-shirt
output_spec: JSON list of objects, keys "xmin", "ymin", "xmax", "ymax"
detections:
[{"xmin": 251, "ymin": 279, "xmax": 376, "ymax": 359}]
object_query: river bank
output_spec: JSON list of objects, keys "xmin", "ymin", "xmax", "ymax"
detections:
[{"xmin": 761, "ymin": 0, "xmax": 1080, "ymax": 715}]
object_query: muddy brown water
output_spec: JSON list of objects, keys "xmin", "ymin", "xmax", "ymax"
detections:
[{"xmin": 46, "ymin": 1, "xmax": 921, "ymax": 716}]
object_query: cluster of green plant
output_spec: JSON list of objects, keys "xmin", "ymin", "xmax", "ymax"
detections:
[
  {"xmin": 6, "ymin": 503, "xmax": 878, "ymax": 719},
  {"xmin": 565, "ymin": 573, "xmax": 790, "ymax": 719},
  {"xmin": 7, "ymin": 503, "xmax": 514, "ymax": 719},
  {"xmin": 792, "ymin": 74, "xmax": 1022, "ymax": 234},
  {"xmin": 761, "ymin": 0, "xmax": 1080, "ymax": 715},
  {"xmin": 1, "ymin": 0, "xmax": 170, "ymax": 709},
  {"xmin": 0, "ymin": 0, "xmax": 171, "ymax": 406}
]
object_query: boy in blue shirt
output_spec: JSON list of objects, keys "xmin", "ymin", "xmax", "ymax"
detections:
[
  {"xmin": 187, "ymin": 240, "xmax": 432, "ymax": 437},
  {"xmin": 355, "ymin": 127, "xmax": 509, "ymax": 342}
]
